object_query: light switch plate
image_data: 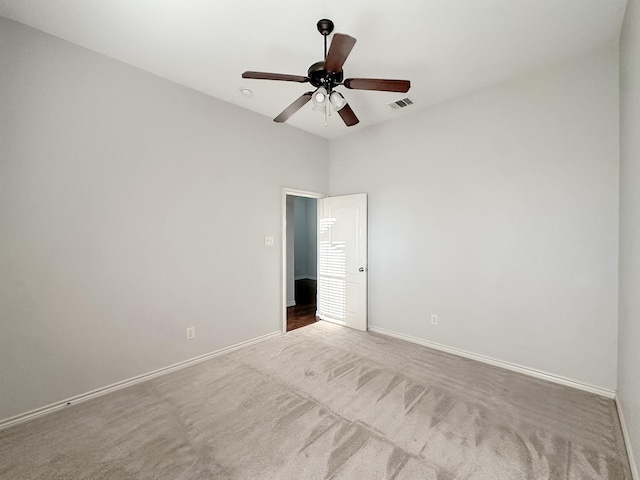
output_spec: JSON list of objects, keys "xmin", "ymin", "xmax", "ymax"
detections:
[{"xmin": 264, "ymin": 236, "xmax": 274, "ymax": 246}]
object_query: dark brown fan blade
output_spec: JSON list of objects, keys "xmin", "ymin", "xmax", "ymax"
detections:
[
  {"xmin": 325, "ymin": 34, "xmax": 357, "ymax": 73},
  {"xmin": 274, "ymin": 92, "xmax": 313, "ymax": 123},
  {"xmin": 242, "ymin": 71, "xmax": 309, "ymax": 83},
  {"xmin": 338, "ymin": 104, "xmax": 359, "ymax": 127},
  {"xmin": 343, "ymin": 78, "xmax": 411, "ymax": 93}
]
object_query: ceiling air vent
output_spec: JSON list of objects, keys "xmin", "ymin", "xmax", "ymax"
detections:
[{"xmin": 389, "ymin": 97, "xmax": 414, "ymax": 110}]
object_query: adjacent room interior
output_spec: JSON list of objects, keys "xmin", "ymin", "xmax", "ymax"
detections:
[
  {"xmin": 285, "ymin": 194, "xmax": 319, "ymax": 332},
  {"xmin": 0, "ymin": 0, "xmax": 639, "ymax": 478}
]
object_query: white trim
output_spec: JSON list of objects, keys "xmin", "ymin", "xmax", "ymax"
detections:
[
  {"xmin": 0, "ymin": 330, "xmax": 282, "ymax": 431},
  {"xmin": 283, "ymin": 188, "xmax": 325, "ymax": 199},
  {"xmin": 617, "ymin": 396, "xmax": 639, "ymax": 480},
  {"xmin": 282, "ymin": 187, "xmax": 325, "ymax": 334},
  {"xmin": 368, "ymin": 326, "xmax": 616, "ymax": 399},
  {"xmin": 286, "ymin": 300, "xmax": 296, "ymax": 307}
]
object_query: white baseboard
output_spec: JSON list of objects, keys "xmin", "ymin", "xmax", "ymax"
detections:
[
  {"xmin": 617, "ymin": 396, "xmax": 639, "ymax": 480},
  {"xmin": 0, "ymin": 330, "xmax": 282, "ymax": 431},
  {"xmin": 286, "ymin": 300, "xmax": 296, "ymax": 307},
  {"xmin": 368, "ymin": 326, "xmax": 616, "ymax": 399}
]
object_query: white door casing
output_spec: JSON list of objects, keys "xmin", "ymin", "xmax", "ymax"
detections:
[{"xmin": 317, "ymin": 193, "xmax": 368, "ymax": 331}]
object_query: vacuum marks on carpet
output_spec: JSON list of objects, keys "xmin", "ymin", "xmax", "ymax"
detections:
[{"xmin": 0, "ymin": 322, "xmax": 632, "ymax": 479}]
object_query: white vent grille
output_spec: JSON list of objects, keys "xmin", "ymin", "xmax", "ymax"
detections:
[{"xmin": 389, "ymin": 97, "xmax": 414, "ymax": 110}]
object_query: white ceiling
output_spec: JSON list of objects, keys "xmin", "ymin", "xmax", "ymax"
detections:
[{"xmin": 0, "ymin": 0, "xmax": 627, "ymax": 139}]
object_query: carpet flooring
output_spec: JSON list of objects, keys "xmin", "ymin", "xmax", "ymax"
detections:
[{"xmin": 0, "ymin": 322, "xmax": 632, "ymax": 479}]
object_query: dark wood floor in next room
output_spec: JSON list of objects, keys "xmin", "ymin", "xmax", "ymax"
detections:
[
  {"xmin": 287, "ymin": 278, "xmax": 318, "ymax": 332},
  {"xmin": 287, "ymin": 304, "xmax": 317, "ymax": 331}
]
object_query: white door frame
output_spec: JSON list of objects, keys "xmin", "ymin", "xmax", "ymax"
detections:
[{"xmin": 281, "ymin": 187, "xmax": 325, "ymax": 334}]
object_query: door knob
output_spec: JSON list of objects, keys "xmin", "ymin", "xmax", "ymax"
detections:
[{"xmin": 359, "ymin": 267, "xmax": 365, "ymax": 272}]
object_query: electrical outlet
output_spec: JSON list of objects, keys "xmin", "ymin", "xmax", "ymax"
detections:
[
  {"xmin": 186, "ymin": 327, "xmax": 195, "ymax": 340},
  {"xmin": 430, "ymin": 314, "xmax": 438, "ymax": 325}
]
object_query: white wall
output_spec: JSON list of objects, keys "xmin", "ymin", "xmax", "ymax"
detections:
[
  {"xmin": 305, "ymin": 198, "xmax": 317, "ymax": 279},
  {"xmin": 293, "ymin": 196, "xmax": 317, "ymax": 279},
  {"xmin": 293, "ymin": 197, "xmax": 309, "ymax": 278},
  {"xmin": 0, "ymin": 17, "xmax": 328, "ymax": 421},
  {"xmin": 619, "ymin": 0, "xmax": 640, "ymax": 473},
  {"xmin": 329, "ymin": 46, "xmax": 620, "ymax": 390}
]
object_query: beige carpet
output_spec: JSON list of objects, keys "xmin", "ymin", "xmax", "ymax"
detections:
[{"xmin": 0, "ymin": 322, "xmax": 632, "ymax": 479}]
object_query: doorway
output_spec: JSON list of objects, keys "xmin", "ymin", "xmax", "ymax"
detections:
[
  {"xmin": 283, "ymin": 189, "xmax": 323, "ymax": 332},
  {"xmin": 281, "ymin": 188, "xmax": 368, "ymax": 333}
]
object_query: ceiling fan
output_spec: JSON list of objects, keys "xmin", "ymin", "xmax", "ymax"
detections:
[{"xmin": 242, "ymin": 19, "xmax": 411, "ymax": 127}]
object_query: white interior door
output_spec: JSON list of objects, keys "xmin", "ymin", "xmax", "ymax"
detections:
[{"xmin": 317, "ymin": 193, "xmax": 367, "ymax": 331}]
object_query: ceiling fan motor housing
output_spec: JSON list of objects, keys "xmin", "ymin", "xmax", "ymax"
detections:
[{"xmin": 308, "ymin": 61, "xmax": 344, "ymax": 90}]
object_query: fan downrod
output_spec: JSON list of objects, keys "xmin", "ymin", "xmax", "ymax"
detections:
[
  {"xmin": 317, "ymin": 19, "xmax": 334, "ymax": 60},
  {"xmin": 312, "ymin": 19, "xmax": 341, "ymax": 89}
]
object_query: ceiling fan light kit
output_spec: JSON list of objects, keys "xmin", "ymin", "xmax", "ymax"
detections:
[
  {"xmin": 241, "ymin": 19, "xmax": 411, "ymax": 127},
  {"xmin": 312, "ymin": 87, "xmax": 328, "ymax": 105},
  {"xmin": 329, "ymin": 91, "xmax": 346, "ymax": 111}
]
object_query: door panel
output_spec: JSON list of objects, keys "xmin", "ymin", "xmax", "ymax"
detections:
[{"xmin": 317, "ymin": 193, "xmax": 367, "ymax": 331}]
